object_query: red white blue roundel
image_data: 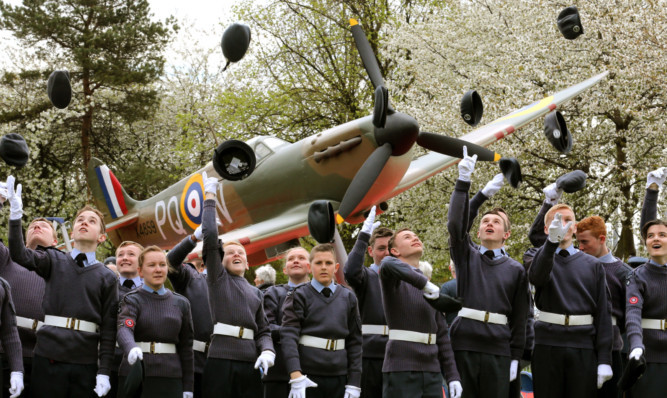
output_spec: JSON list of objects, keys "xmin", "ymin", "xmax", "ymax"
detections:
[
  {"xmin": 629, "ymin": 296, "xmax": 639, "ymax": 304},
  {"xmin": 180, "ymin": 174, "xmax": 204, "ymax": 230}
]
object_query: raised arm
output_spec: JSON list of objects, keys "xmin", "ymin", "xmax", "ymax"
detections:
[
  {"xmin": 344, "ymin": 206, "xmax": 379, "ymax": 290},
  {"xmin": 167, "ymin": 234, "xmax": 198, "ymax": 292},
  {"xmin": 379, "ymin": 256, "xmax": 428, "ymax": 290},
  {"xmin": 641, "ymin": 168, "xmax": 665, "ymax": 229},
  {"xmin": 528, "ymin": 201, "xmax": 552, "ymax": 248},
  {"xmin": 202, "ymin": 173, "xmax": 223, "ymax": 280}
]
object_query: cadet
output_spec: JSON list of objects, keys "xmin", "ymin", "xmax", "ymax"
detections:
[
  {"xmin": 575, "ymin": 216, "xmax": 632, "ymax": 397},
  {"xmin": 0, "ymin": 216, "xmax": 57, "ymax": 398},
  {"xmin": 6, "ymin": 176, "xmax": 118, "ymax": 397},
  {"xmin": 199, "ymin": 173, "xmax": 275, "ymax": 398},
  {"xmin": 447, "ymin": 148, "xmax": 529, "ymax": 397},
  {"xmin": 640, "ymin": 167, "xmax": 665, "ymax": 231},
  {"xmin": 117, "ymin": 245, "xmax": 194, "ymax": 398},
  {"xmin": 528, "ymin": 204, "xmax": 613, "ymax": 398},
  {"xmin": 263, "ymin": 246, "xmax": 311, "ymax": 398},
  {"xmin": 343, "ymin": 206, "xmax": 392, "ymax": 398},
  {"xmin": 0, "ymin": 273, "xmax": 23, "ymax": 398},
  {"xmin": 166, "ymin": 226, "xmax": 212, "ymax": 398},
  {"xmin": 281, "ymin": 243, "xmax": 363, "ymax": 398},
  {"xmin": 380, "ymin": 229, "xmax": 462, "ymax": 398},
  {"xmin": 624, "ymin": 218, "xmax": 667, "ymax": 397}
]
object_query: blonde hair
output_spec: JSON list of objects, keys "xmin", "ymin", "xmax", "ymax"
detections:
[{"xmin": 544, "ymin": 203, "xmax": 575, "ymax": 225}]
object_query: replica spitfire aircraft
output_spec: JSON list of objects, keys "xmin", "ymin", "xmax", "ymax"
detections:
[{"xmin": 88, "ymin": 19, "xmax": 608, "ymax": 266}]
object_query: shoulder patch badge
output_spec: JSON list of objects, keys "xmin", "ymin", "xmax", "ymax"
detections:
[
  {"xmin": 628, "ymin": 296, "xmax": 639, "ymax": 304},
  {"xmin": 125, "ymin": 319, "xmax": 135, "ymax": 328}
]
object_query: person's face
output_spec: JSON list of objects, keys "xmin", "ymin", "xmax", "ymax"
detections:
[
  {"xmin": 26, "ymin": 220, "xmax": 57, "ymax": 249},
  {"xmin": 116, "ymin": 244, "xmax": 141, "ymax": 277},
  {"xmin": 575, "ymin": 230, "xmax": 606, "ymax": 258},
  {"xmin": 254, "ymin": 276, "xmax": 263, "ymax": 286},
  {"xmin": 645, "ymin": 224, "xmax": 667, "ymax": 259},
  {"xmin": 71, "ymin": 211, "xmax": 106, "ymax": 245},
  {"xmin": 139, "ymin": 251, "xmax": 168, "ymax": 290},
  {"xmin": 368, "ymin": 236, "xmax": 391, "ymax": 265},
  {"xmin": 477, "ymin": 213, "xmax": 510, "ymax": 244},
  {"xmin": 310, "ymin": 251, "xmax": 338, "ymax": 286},
  {"xmin": 283, "ymin": 248, "xmax": 311, "ymax": 279},
  {"xmin": 545, "ymin": 209, "xmax": 577, "ymax": 242},
  {"xmin": 389, "ymin": 230, "xmax": 423, "ymax": 259},
  {"xmin": 222, "ymin": 244, "xmax": 248, "ymax": 276}
]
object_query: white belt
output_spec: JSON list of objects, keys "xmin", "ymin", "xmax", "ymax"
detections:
[
  {"xmin": 213, "ymin": 323, "xmax": 254, "ymax": 340},
  {"xmin": 612, "ymin": 316, "xmax": 617, "ymax": 326},
  {"xmin": 193, "ymin": 340, "xmax": 209, "ymax": 353},
  {"xmin": 537, "ymin": 311, "xmax": 593, "ymax": 326},
  {"xmin": 361, "ymin": 324, "xmax": 389, "ymax": 336},
  {"xmin": 43, "ymin": 315, "xmax": 99, "ymax": 333},
  {"xmin": 458, "ymin": 307, "xmax": 508, "ymax": 325},
  {"xmin": 299, "ymin": 335, "xmax": 345, "ymax": 351},
  {"xmin": 641, "ymin": 318, "xmax": 667, "ymax": 330},
  {"xmin": 136, "ymin": 342, "xmax": 176, "ymax": 354},
  {"xmin": 388, "ymin": 329, "xmax": 437, "ymax": 345},
  {"xmin": 16, "ymin": 316, "xmax": 43, "ymax": 331}
]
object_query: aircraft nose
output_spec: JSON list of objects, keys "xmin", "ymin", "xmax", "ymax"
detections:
[{"xmin": 374, "ymin": 112, "xmax": 420, "ymax": 157}]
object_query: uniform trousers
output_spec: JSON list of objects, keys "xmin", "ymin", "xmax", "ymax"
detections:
[
  {"xmin": 202, "ymin": 358, "xmax": 261, "ymax": 398},
  {"xmin": 532, "ymin": 345, "xmax": 596, "ymax": 398},
  {"xmin": 361, "ymin": 358, "xmax": 383, "ymax": 398},
  {"xmin": 454, "ymin": 350, "xmax": 510, "ymax": 398},
  {"xmin": 383, "ymin": 371, "xmax": 442, "ymax": 398},
  {"xmin": 117, "ymin": 376, "xmax": 182, "ymax": 398},
  {"xmin": 628, "ymin": 362, "xmax": 667, "ymax": 398},
  {"xmin": 306, "ymin": 375, "xmax": 346, "ymax": 398},
  {"xmin": 263, "ymin": 381, "xmax": 289, "ymax": 398},
  {"xmin": 597, "ymin": 350, "xmax": 622, "ymax": 398},
  {"xmin": 31, "ymin": 354, "xmax": 97, "ymax": 398}
]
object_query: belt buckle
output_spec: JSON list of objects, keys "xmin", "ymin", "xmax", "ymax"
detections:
[
  {"xmin": 427, "ymin": 333, "xmax": 433, "ymax": 344},
  {"xmin": 150, "ymin": 342, "xmax": 155, "ymax": 354},
  {"xmin": 326, "ymin": 339, "xmax": 336, "ymax": 351},
  {"xmin": 564, "ymin": 315, "xmax": 570, "ymax": 326},
  {"xmin": 484, "ymin": 312, "xmax": 490, "ymax": 323},
  {"xmin": 32, "ymin": 319, "xmax": 39, "ymax": 331},
  {"xmin": 238, "ymin": 327, "xmax": 245, "ymax": 339},
  {"xmin": 67, "ymin": 317, "xmax": 78, "ymax": 330},
  {"xmin": 662, "ymin": 320, "xmax": 666, "ymax": 331},
  {"xmin": 383, "ymin": 325, "xmax": 388, "ymax": 336}
]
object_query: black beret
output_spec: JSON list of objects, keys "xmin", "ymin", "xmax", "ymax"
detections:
[
  {"xmin": 618, "ymin": 355, "xmax": 646, "ymax": 391},
  {"xmin": 544, "ymin": 111, "xmax": 572, "ymax": 154},
  {"xmin": 212, "ymin": 140, "xmax": 256, "ymax": 181},
  {"xmin": 557, "ymin": 6, "xmax": 584, "ymax": 40},
  {"xmin": 221, "ymin": 23, "xmax": 251, "ymax": 63},
  {"xmin": 626, "ymin": 256, "xmax": 648, "ymax": 269},
  {"xmin": 460, "ymin": 90, "xmax": 483, "ymax": 127},
  {"xmin": 556, "ymin": 170, "xmax": 587, "ymax": 193},
  {"xmin": 0, "ymin": 133, "xmax": 30, "ymax": 167},
  {"xmin": 124, "ymin": 360, "xmax": 144, "ymax": 398},
  {"xmin": 47, "ymin": 70, "xmax": 72, "ymax": 109},
  {"xmin": 499, "ymin": 157, "xmax": 522, "ymax": 188},
  {"xmin": 103, "ymin": 256, "xmax": 116, "ymax": 265},
  {"xmin": 307, "ymin": 200, "xmax": 335, "ymax": 243}
]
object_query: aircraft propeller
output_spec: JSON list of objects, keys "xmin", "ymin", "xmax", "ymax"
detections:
[{"xmin": 337, "ymin": 19, "xmax": 519, "ymax": 224}]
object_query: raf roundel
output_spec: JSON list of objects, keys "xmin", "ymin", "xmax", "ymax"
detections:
[
  {"xmin": 629, "ymin": 296, "xmax": 639, "ymax": 305},
  {"xmin": 125, "ymin": 319, "xmax": 135, "ymax": 328},
  {"xmin": 180, "ymin": 173, "xmax": 205, "ymax": 230}
]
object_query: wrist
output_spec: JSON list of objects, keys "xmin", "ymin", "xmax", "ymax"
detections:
[{"xmin": 290, "ymin": 371, "xmax": 303, "ymax": 380}]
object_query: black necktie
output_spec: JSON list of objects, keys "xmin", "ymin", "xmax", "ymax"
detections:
[
  {"xmin": 322, "ymin": 287, "xmax": 332, "ymax": 298},
  {"xmin": 483, "ymin": 250, "xmax": 495, "ymax": 260},
  {"xmin": 559, "ymin": 250, "xmax": 570, "ymax": 258},
  {"xmin": 122, "ymin": 279, "xmax": 134, "ymax": 289},
  {"xmin": 75, "ymin": 253, "xmax": 87, "ymax": 268}
]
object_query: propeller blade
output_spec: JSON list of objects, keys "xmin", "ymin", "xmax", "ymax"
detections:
[
  {"xmin": 373, "ymin": 85, "xmax": 388, "ymax": 128},
  {"xmin": 349, "ymin": 19, "xmax": 384, "ymax": 90},
  {"xmin": 416, "ymin": 132, "xmax": 500, "ymax": 162},
  {"xmin": 336, "ymin": 142, "xmax": 393, "ymax": 224}
]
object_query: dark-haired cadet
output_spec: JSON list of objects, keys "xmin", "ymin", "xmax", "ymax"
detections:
[
  {"xmin": 380, "ymin": 228, "xmax": 462, "ymax": 398},
  {"xmin": 343, "ymin": 206, "xmax": 392, "ymax": 398},
  {"xmin": 281, "ymin": 243, "xmax": 362, "ymax": 398},
  {"xmin": 263, "ymin": 246, "xmax": 311, "ymax": 398},
  {"xmin": 624, "ymin": 219, "xmax": 667, "ymax": 397},
  {"xmin": 6, "ymin": 176, "xmax": 118, "ymax": 397},
  {"xmin": 200, "ymin": 173, "xmax": 275, "ymax": 398},
  {"xmin": 447, "ymin": 148, "xmax": 528, "ymax": 397},
  {"xmin": 117, "ymin": 246, "xmax": 194, "ymax": 398},
  {"xmin": 528, "ymin": 204, "xmax": 613, "ymax": 398}
]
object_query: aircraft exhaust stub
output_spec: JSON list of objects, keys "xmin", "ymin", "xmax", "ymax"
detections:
[
  {"xmin": 308, "ymin": 200, "xmax": 335, "ymax": 244},
  {"xmin": 47, "ymin": 70, "xmax": 72, "ymax": 109},
  {"xmin": 212, "ymin": 140, "xmax": 256, "ymax": 181},
  {"xmin": 460, "ymin": 90, "xmax": 483, "ymax": 126},
  {"xmin": 543, "ymin": 111, "xmax": 572, "ymax": 154}
]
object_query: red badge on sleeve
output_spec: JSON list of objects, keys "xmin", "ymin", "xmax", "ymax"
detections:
[
  {"xmin": 125, "ymin": 319, "xmax": 135, "ymax": 328},
  {"xmin": 629, "ymin": 296, "xmax": 639, "ymax": 304}
]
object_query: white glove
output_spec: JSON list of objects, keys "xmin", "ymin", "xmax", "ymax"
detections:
[
  {"xmin": 343, "ymin": 385, "xmax": 361, "ymax": 398},
  {"xmin": 629, "ymin": 347, "xmax": 643, "ymax": 360},
  {"xmin": 422, "ymin": 281, "xmax": 440, "ymax": 300},
  {"xmin": 201, "ymin": 171, "xmax": 218, "ymax": 195},
  {"xmin": 0, "ymin": 181, "xmax": 7, "ymax": 205},
  {"xmin": 647, "ymin": 167, "xmax": 666, "ymax": 189},
  {"xmin": 254, "ymin": 350, "xmax": 276, "ymax": 376},
  {"xmin": 6, "ymin": 176, "xmax": 23, "ymax": 220},
  {"xmin": 361, "ymin": 206, "xmax": 381, "ymax": 236},
  {"xmin": 448, "ymin": 380, "xmax": 463, "ymax": 398},
  {"xmin": 543, "ymin": 182, "xmax": 563, "ymax": 205},
  {"xmin": 288, "ymin": 375, "xmax": 318, "ymax": 398},
  {"xmin": 597, "ymin": 364, "xmax": 613, "ymax": 389},
  {"xmin": 509, "ymin": 359, "xmax": 519, "ymax": 381},
  {"xmin": 128, "ymin": 346, "xmax": 143, "ymax": 365},
  {"xmin": 193, "ymin": 224, "xmax": 204, "ymax": 241},
  {"xmin": 8, "ymin": 371, "xmax": 23, "ymax": 398},
  {"xmin": 547, "ymin": 213, "xmax": 573, "ymax": 244},
  {"xmin": 481, "ymin": 173, "xmax": 505, "ymax": 197},
  {"xmin": 94, "ymin": 374, "xmax": 111, "ymax": 397},
  {"xmin": 183, "ymin": 393, "xmax": 194, "ymax": 398},
  {"xmin": 457, "ymin": 146, "xmax": 477, "ymax": 182}
]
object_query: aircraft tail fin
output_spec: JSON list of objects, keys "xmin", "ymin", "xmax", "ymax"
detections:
[{"xmin": 88, "ymin": 158, "xmax": 138, "ymax": 224}]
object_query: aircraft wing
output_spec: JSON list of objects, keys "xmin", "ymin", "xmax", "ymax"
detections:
[{"xmin": 382, "ymin": 71, "xmax": 609, "ymax": 200}]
